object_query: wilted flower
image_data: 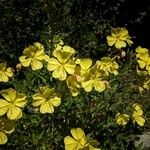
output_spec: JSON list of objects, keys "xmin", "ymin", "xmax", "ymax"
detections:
[
  {"xmin": 96, "ymin": 57, "xmax": 119, "ymax": 76},
  {"xmin": 0, "ymin": 117, "xmax": 15, "ymax": 144}
]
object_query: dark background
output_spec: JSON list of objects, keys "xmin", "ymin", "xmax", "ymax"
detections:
[{"xmin": 0, "ymin": 0, "xmax": 150, "ymax": 64}]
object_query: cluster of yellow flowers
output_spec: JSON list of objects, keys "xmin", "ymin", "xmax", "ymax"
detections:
[
  {"xmin": 0, "ymin": 27, "xmax": 147, "ymax": 147},
  {"xmin": 46, "ymin": 41, "xmax": 119, "ymax": 96},
  {"xmin": 0, "ymin": 88, "xmax": 27, "ymax": 144},
  {"xmin": 136, "ymin": 46, "xmax": 150, "ymax": 74},
  {"xmin": 64, "ymin": 128, "xmax": 100, "ymax": 150},
  {"xmin": 135, "ymin": 46, "xmax": 150, "ymax": 90},
  {"xmin": 18, "ymin": 40, "xmax": 119, "ymax": 97},
  {"xmin": 116, "ymin": 103, "xmax": 145, "ymax": 126}
]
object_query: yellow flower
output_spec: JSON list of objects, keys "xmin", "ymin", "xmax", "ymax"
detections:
[
  {"xmin": 132, "ymin": 103, "xmax": 145, "ymax": 126},
  {"xmin": 0, "ymin": 63, "xmax": 13, "ymax": 82},
  {"xmin": 66, "ymin": 75, "xmax": 81, "ymax": 97},
  {"xmin": 135, "ymin": 46, "xmax": 149, "ymax": 60},
  {"xmin": 32, "ymin": 86, "xmax": 61, "ymax": 114},
  {"xmin": 75, "ymin": 58, "xmax": 92, "ymax": 75},
  {"xmin": 19, "ymin": 42, "xmax": 49, "ymax": 70},
  {"xmin": 116, "ymin": 113, "xmax": 130, "ymax": 126},
  {"xmin": 81, "ymin": 66, "xmax": 106, "ymax": 92},
  {"xmin": 0, "ymin": 88, "xmax": 27, "ymax": 120},
  {"xmin": 64, "ymin": 128, "xmax": 100, "ymax": 150},
  {"xmin": 47, "ymin": 45, "xmax": 76, "ymax": 81},
  {"xmin": 107, "ymin": 27, "xmax": 133, "ymax": 49},
  {"xmin": 0, "ymin": 117, "xmax": 15, "ymax": 144},
  {"xmin": 143, "ymin": 79, "xmax": 150, "ymax": 89},
  {"xmin": 66, "ymin": 58, "xmax": 93, "ymax": 96},
  {"xmin": 96, "ymin": 57, "xmax": 119, "ymax": 76},
  {"xmin": 135, "ymin": 46, "xmax": 150, "ymax": 74}
]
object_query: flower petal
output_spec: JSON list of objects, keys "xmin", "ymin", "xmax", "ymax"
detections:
[
  {"xmin": 64, "ymin": 136, "xmax": 77, "ymax": 150},
  {"xmin": 14, "ymin": 94, "xmax": 27, "ymax": 108},
  {"xmin": 47, "ymin": 58, "xmax": 61, "ymax": 71},
  {"xmin": 31, "ymin": 59, "xmax": 43, "ymax": 70},
  {"xmin": 82, "ymin": 80, "xmax": 94, "ymax": 92},
  {"xmin": 32, "ymin": 94, "xmax": 45, "ymax": 107},
  {"xmin": 0, "ymin": 131, "xmax": 7, "ymax": 145},
  {"xmin": 19, "ymin": 56, "xmax": 32, "ymax": 67},
  {"xmin": 51, "ymin": 97, "xmax": 61, "ymax": 107},
  {"xmin": 7, "ymin": 105, "xmax": 22, "ymax": 120},
  {"xmin": 0, "ymin": 88, "xmax": 16, "ymax": 102},
  {"xmin": 0, "ymin": 100, "xmax": 9, "ymax": 116},
  {"xmin": 40, "ymin": 101, "xmax": 54, "ymax": 114},
  {"xmin": 71, "ymin": 128, "xmax": 86, "ymax": 145},
  {"xmin": 52, "ymin": 66, "xmax": 67, "ymax": 81}
]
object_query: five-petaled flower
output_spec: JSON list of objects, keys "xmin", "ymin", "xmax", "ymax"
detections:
[
  {"xmin": 64, "ymin": 128, "xmax": 100, "ymax": 150},
  {"xmin": 32, "ymin": 86, "xmax": 61, "ymax": 114},
  {"xmin": 107, "ymin": 27, "xmax": 133, "ymax": 49},
  {"xmin": 47, "ymin": 45, "xmax": 76, "ymax": 81},
  {"xmin": 19, "ymin": 42, "xmax": 50, "ymax": 70},
  {"xmin": 0, "ymin": 88, "xmax": 27, "ymax": 120}
]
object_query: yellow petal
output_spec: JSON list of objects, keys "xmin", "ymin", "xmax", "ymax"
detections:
[
  {"xmin": 40, "ymin": 101, "xmax": 54, "ymax": 114},
  {"xmin": 44, "ymin": 55, "xmax": 51, "ymax": 62},
  {"xmin": 82, "ymin": 80, "xmax": 94, "ymax": 92},
  {"xmin": 0, "ymin": 72, "xmax": 9, "ymax": 82},
  {"xmin": 0, "ymin": 131, "xmax": 7, "ymax": 145},
  {"xmin": 115, "ymin": 40, "xmax": 126, "ymax": 49},
  {"xmin": 51, "ymin": 97, "xmax": 61, "ymax": 107},
  {"xmin": 0, "ymin": 88, "xmax": 16, "ymax": 102},
  {"xmin": 94, "ymin": 79, "xmax": 105, "ymax": 92},
  {"xmin": 31, "ymin": 59, "xmax": 43, "ymax": 70},
  {"xmin": 135, "ymin": 116, "xmax": 145, "ymax": 126},
  {"xmin": 107, "ymin": 35, "xmax": 116, "ymax": 46},
  {"xmin": 35, "ymin": 53, "xmax": 45, "ymax": 61},
  {"xmin": 71, "ymin": 128, "xmax": 86, "ymax": 145},
  {"xmin": 7, "ymin": 105, "xmax": 22, "ymax": 120},
  {"xmin": 80, "ymin": 58, "xmax": 92, "ymax": 70},
  {"xmin": 135, "ymin": 46, "xmax": 149, "ymax": 54},
  {"xmin": 0, "ymin": 100, "xmax": 9, "ymax": 116},
  {"xmin": 137, "ymin": 60, "xmax": 146, "ymax": 69},
  {"xmin": 63, "ymin": 45, "xmax": 75, "ymax": 55},
  {"xmin": 14, "ymin": 94, "xmax": 27, "ymax": 107},
  {"xmin": 5, "ymin": 67, "xmax": 13, "ymax": 77},
  {"xmin": 32, "ymin": 94, "xmax": 45, "ymax": 107},
  {"xmin": 47, "ymin": 58, "xmax": 61, "ymax": 71},
  {"xmin": 52, "ymin": 66, "xmax": 67, "ymax": 81},
  {"xmin": 19, "ymin": 56, "xmax": 32, "ymax": 67},
  {"xmin": 64, "ymin": 60, "xmax": 76, "ymax": 74},
  {"xmin": 64, "ymin": 136, "xmax": 77, "ymax": 150}
]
